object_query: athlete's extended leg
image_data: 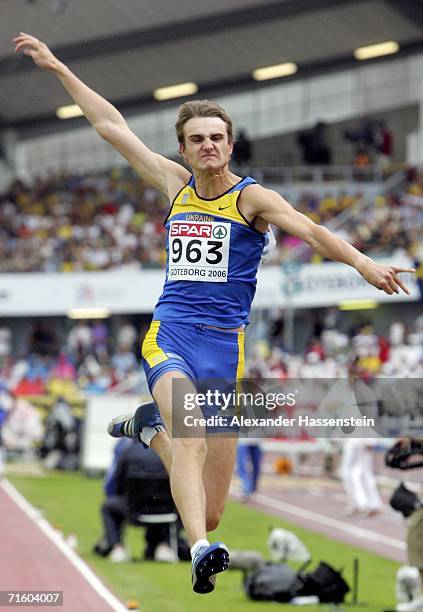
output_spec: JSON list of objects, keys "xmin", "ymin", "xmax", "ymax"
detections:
[
  {"xmin": 107, "ymin": 374, "xmax": 229, "ymax": 543},
  {"xmin": 153, "ymin": 371, "xmax": 230, "ymax": 594},
  {"xmin": 152, "ymin": 370, "xmax": 208, "ymax": 546},
  {"xmin": 108, "ymin": 367, "xmax": 231, "ymax": 593},
  {"xmin": 203, "ymin": 436, "xmax": 238, "ymax": 531}
]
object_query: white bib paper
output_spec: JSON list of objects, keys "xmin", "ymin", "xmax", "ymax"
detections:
[{"xmin": 168, "ymin": 220, "xmax": 231, "ymax": 282}]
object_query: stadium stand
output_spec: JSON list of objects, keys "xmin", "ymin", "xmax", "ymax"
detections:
[
  {"xmin": 248, "ymin": 310, "xmax": 423, "ymax": 380},
  {"xmin": 0, "ymin": 166, "xmax": 421, "ymax": 271}
]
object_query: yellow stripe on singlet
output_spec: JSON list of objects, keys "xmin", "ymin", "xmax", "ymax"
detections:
[
  {"xmin": 141, "ymin": 321, "xmax": 169, "ymax": 368},
  {"xmin": 169, "ymin": 186, "xmax": 250, "ymax": 226}
]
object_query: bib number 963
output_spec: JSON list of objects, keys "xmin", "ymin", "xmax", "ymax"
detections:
[{"xmin": 168, "ymin": 221, "xmax": 230, "ymax": 282}]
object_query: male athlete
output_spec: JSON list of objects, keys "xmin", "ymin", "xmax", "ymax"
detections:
[{"xmin": 14, "ymin": 33, "xmax": 415, "ymax": 594}]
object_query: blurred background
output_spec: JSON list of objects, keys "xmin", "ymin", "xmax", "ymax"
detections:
[{"xmin": 0, "ymin": 1, "xmax": 423, "ymax": 611}]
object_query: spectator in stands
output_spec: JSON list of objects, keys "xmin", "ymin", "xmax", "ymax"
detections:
[
  {"xmin": 323, "ymin": 306, "xmax": 340, "ymax": 330},
  {"xmin": 390, "ymin": 320, "xmax": 406, "ymax": 347},
  {"xmin": 117, "ymin": 319, "xmax": 137, "ymax": 353},
  {"xmin": 67, "ymin": 320, "xmax": 92, "ymax": 366},
  {"xmin": 268, "ymin": 309, "xmax": 285, "ymax": 351},
  {"xmin": 352, "ymin": 323, "xmax": 381, "ymax": 374},
  {"xmin": 30, "ymin": 322, "xmax": 58, "ymax": 357},
  {"xmin": 0, "ymin": 164, "xmax": 420, "ymax": 269},
  {"xmin": 111, "ymin": 346, "xmax": 138, "ymax": 382},
  {"xmin": 300, "ymin": 350, "xmax": 327, "ymax": 378},
  {"xmin": 354, "ymin": 149, "xmax": 371, "ymax": 167},
  {"xmin": 297, "ymin": 121, "xmax": 332, "ymax": 165},
  {"xmin": 344, "ymin": 117, "xmax": 379, "ymax": 155},
  {"xmin": 375, "ymin": 120, "xmax": 393, "ymax": 168},
  {"xmin": 309, "ymin": 312, "xmax": 323, "ymax": 340},
  {"xmin": 232, "ymin": 129, "xmax": 252, "ymax": 167},
  {"xmin": 0, "ymin": 324, "xmax": 12, "ymax": 366},
  {"xmin": 76, "ymin": 353, "xmax": 113, "ymax": 393},
  {"xmin": 51, "ymin": 351, "xmax": 76, "ymax": 381},
  {"xmin": 91, "ymin": 319, "xmax": 109, "ymax": 361},
  {"xmin": 39, "ymin": 397, "xmax": 80, "ymax": 470},
  {"xmin": 2, "ymin": 394, "xmax": 43, "ymax": 458}
]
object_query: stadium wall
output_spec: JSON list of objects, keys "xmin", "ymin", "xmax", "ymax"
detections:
[
  {"xmin": 81, "ymin": 395, "xmax": 139, "ymax": 472},
  {"xmin": 253, "ymin": 105, "xmax": 418, "ymax": 166},
  {"xmin": 10, "ymin": 52, "xmax": 423, "ymax": 178},
  {"xmin": 0, "ymin": 257, "xmax": 417, "ymax": 317}
]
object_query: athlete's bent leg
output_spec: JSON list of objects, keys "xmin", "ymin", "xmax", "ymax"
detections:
[
  {"xmin": 149, "ymin": 431, "xmax": 173, "ymax": 475},
  {"xmin": 108, "ymin": 401, "xmax": 173, "ymax": 474}
]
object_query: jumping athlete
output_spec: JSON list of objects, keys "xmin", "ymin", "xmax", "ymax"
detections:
[{"xmin": 14, "ymin": 32, "xmax": 415, "ymax": 594}]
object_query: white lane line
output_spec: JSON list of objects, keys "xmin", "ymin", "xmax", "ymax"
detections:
[
  {"xmin": 291, "ymin": 488, "xmax": 400, "ymax": 518},
  {"xmin": 309, "ymin": 488, "xmax": 325, "ymax": 496},
  {"xmin": 1, "ymin": 479, "xmax": 128, "ymax": 612},
  {"xmin": 329, "ymin": 491, "xmax": 349, "ymax": 502},
  {"xmin": 248, "ymin": 492, "xmax": 406, "ymax": 551}
]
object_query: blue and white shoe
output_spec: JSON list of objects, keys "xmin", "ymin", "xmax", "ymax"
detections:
[
  {"xmin": 107, "ymin": 401, "xmax": 165, "ymax": 447},
  {"xmin": 191, "ymin": 542, "xmax": 230, "ymax": 594}
]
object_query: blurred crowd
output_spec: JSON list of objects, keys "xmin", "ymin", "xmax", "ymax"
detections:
[
  {"xmin": 0, "ymin": 305, "xmax": 420, "ymax": 406},
  {"xmin": 0, "ymin": 308, "xmax": 421, "ymax": 475},
  {"xmin": 0, "ymin": 319, "xmax": 145, "ymax": 400},
  {"xmin": 0, "ymin": 169, "xmax": 168, "ymax": 272},
  {"xmin": 248, "ymin": 308, "xmax": 423, "ymax": 380},
  {"xmin": 269, "ymin": 178, "xmax": 423, "ymax": 265},
  {"xmin": 0, "ymin": 166, "xmax": 421, "ymax": 271}
]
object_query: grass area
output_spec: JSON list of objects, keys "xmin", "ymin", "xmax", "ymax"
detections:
[{"xmin": 8, "ymin": 471, "xmax": 399, "ymax": 611}]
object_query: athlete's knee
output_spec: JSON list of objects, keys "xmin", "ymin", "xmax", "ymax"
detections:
[
  {"xmin": 206, "ymin": 508, "xmax": 223, "ymax": 532},
  {"xmin": 172, "ymin": 437, "xmax": 207, "ymax": 460}
]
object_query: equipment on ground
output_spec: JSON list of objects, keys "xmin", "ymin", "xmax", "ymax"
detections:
[{"xmin": 385, "ymin": 440, "xmax": 423, "ymax": 470}]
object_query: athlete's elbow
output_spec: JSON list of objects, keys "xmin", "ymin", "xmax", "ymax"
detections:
[
  {"xmin": 94, "ymin": 119, "xmax": 125, "ymax": 142},
  {"xmin": 305, "ymin": 222, "xmax": 327, "ymax": 251},
  {"xmin": 94, "ymin": 119, "xmax": 113, "ymax": 141}
]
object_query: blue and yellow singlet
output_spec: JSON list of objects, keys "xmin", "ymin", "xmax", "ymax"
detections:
[{"xmin": 153, "ymin": 176, "xmax": 266, "ymax": 328}]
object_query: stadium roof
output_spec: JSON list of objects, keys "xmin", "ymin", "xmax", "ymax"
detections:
[{"xmin": 1, "ymin": 0, "xmax": 423, "ymax": 135}]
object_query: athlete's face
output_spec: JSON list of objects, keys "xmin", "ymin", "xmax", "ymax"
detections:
[{"xmin": 180, "ymin": 117, "xmax": 233, "ymax": 171}]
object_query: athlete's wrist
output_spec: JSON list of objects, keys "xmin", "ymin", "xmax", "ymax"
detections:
[
  {"xmin": 354, "ymin": 254, "xmax": 372, "ymax": 275},
  {"xmin": 52, "ymin": 60, "xmax": 69, "ymax": 76}
]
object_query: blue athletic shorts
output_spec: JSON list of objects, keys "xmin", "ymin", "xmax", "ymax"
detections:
[{"xmin": 141, "ymin": 320, "xmax": 245, "ymax": 432}]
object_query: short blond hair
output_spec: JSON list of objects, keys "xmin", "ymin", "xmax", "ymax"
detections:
[{"xmin": 175, "ymin": 100, "xmax": 234, "ymax": 145}]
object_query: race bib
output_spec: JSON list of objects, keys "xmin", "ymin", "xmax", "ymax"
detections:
[{"xmin": 168, "ymin": 220, "xmax": 230, "ymax": 282}]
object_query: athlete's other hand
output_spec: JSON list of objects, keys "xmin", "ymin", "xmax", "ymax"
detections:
[
  {"xmin": 357, "ymin": 258, "xmax": 415, "ymax": 295},
  {"xmin": 13, "ymin": 33, "xmax": 59, "ymax": 71}
]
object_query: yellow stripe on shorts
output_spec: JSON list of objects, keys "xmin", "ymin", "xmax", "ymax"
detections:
[
  {"xmin": 236, "ymin": 330, "xmax": 245, "ymax": 380},
  {"xmin": 235, "ymin": 331, "xmax": 245, "ymax": 418},
  {"xmin": 142, "ymin": 321, "xmax": 169, "ymax": 368}
]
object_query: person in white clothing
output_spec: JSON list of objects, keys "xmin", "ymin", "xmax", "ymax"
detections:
[{"xmin": 340, "ymin": 437, "xmax": 382, "ymax": 516}]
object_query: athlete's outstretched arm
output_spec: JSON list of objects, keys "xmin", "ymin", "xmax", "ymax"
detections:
[
  {"xmin": 13, "ymin": 33, "xmax": 189, "ymax": 196},
  {"xmin": 243, "ymin": 185, "xmax": 415, "ymax": 295}
]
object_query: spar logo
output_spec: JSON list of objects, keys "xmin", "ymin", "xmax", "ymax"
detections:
[
  {"xmin": 170, "ymin": 222, "xmax": 212, "ymax": 238},
  {"xmin": 213, "ymin": 225, "xmax": 227, "ymax": 239}
]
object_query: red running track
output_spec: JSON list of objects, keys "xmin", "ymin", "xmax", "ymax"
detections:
[
  {"xmin": 232, "ymin": 473, "xmax": 407, "ymax": 563},
  {"xmin": 0, "ymin": 480, "xmax": 127, "ymax": 612}
]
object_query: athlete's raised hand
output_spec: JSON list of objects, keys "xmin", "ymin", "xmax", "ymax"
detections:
[
  {"xmin": 357, "ymin": 259, "xmax": 415, "ymax": 295},
  {"xmin": 13, "ymin": 33, "xmax": 59, "ymax": 72}
]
